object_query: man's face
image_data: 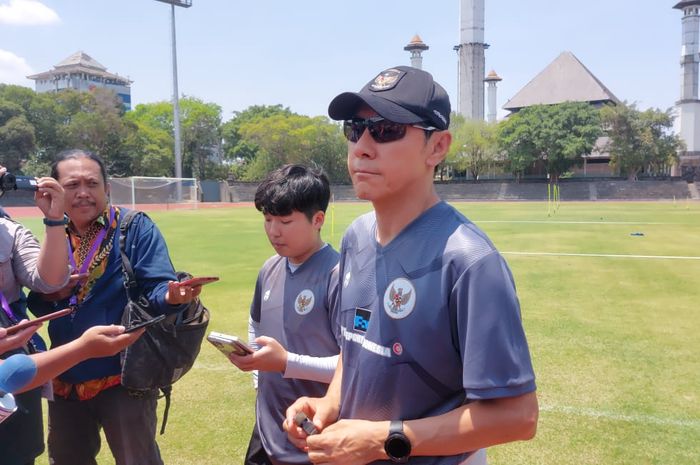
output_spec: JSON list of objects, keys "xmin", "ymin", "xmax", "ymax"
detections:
[
  {"xmin": 263, "ymin": 210, "xmax": 323, "ymax": 264},
  {"xmin": 56, "ymin": 157, "xmax": 109, "ymax": 228},
  {"xmin": 346, "ymin": 108, "xmax": 438, "ymax": 204}
]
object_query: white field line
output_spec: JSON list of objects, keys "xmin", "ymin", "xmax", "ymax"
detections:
[
  {"xmin": 503, "ymin": 251, "xmax": 700, "ymax": 260},
  {"xmin": 541, "ymin": 404, "xmax": 700, "ymax": 429},
  {"xmin": 476, "ymin": 220, "xmax": 677, "ymax": 225}
]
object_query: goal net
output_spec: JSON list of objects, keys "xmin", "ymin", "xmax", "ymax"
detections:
[{"xmin": 108, "ymin": 176, "xmax": 199, "ymax": 209}]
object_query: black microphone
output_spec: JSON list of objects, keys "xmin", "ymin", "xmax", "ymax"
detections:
[{"xmin": 0, "ymin": 353, "xmax": 38, "ymax": 424}]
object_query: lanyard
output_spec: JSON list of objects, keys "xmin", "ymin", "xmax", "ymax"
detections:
[
  {"xmin": 67, "ymin": 206, "xmax": 115, "ymax": 307},
  {"xmin": 0, "ymin": 291, "xmax": 17, "ymax": 324}
]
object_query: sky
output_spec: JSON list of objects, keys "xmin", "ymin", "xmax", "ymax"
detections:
[{"xmin": 0, "ymin": 0, "xmax": 686, "ymax": 121}]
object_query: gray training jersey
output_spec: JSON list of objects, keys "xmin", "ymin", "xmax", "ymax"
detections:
[
  {"xmin": 337, "ymin": 201, "xmax": 536, "ymax": 465},
  {"xmin": 251, "ymin": 245, "xmax": 340, "ymax": 465}
]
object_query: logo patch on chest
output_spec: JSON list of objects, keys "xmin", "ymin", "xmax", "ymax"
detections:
[
  {"xmin": 353, "ymin": 308, "xmax": 371, "ymax": 333},
  {"xmin": 294, "ymin": 289, "xmax": 315, "ymax": 315},
  {"xmin": 383, "ymin": 277, "xmax": 416, "ymax": 319}
]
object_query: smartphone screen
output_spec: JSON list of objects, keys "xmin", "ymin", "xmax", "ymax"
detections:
[
  {"xmin": 123, "ymin": 314, "xmax": 166, "ymax": 333},
  {"xmin": 5, "ymin": 308, "xmax": 73, "ymax": 335}
]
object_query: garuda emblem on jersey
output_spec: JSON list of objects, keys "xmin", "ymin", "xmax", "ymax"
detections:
[
  {"xmin": 383, "ymin": 277, "xmax": 416, "ymax": 319},
  {"xmin": 294, "ymin": 289, "xmax": 315, "ymax": 315}
]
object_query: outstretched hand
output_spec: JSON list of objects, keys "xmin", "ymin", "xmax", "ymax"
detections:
[
  {"xmin": 79, "ymin": 325, "xmax": 143, "ymax": 358},
  {"xmin": 228, "ymin": 336, "xmax": 286, "ymax": 373},
  {"xmin": 0, "ymin": 321, "xmax": 40, "ymax": 355},
  {"xmin": 165, "ymin": 280, "xmax": 202, "ymax": 305}
]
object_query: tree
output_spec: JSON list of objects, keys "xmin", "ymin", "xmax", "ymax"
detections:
[
  {"xmin": 446, "ymin": 115, "xmax": 498, "ymax": 181},
  {"xmin": 237, "ymin": 113, "xmax": 347, "ymax": 182},
  {"xmin": 61, "ymin": 88, "xmax": 134, "ymax": 176},
  {"xmin": 0, "ymin": 99, "xmax": 35, "ymax": 173},
  {"xmin": 180, "ymin": 97, "xmax": 223, "ymax": 180},
  {"xmin": 124, "ymin": 101, "xmax": 174, "ymax": 176},
  {"xmin": 600, "ymin": 102, "xmax": 683, "ymax": 180},
  {"xmin": 499, "ymin": 102, "xmax": 601, "ymax": 182},
  {"xmin": 221, "ymin": 104, "xmax": 294, "ymax": 165}
]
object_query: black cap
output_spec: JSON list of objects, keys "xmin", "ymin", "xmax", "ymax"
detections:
[{"xmin": 328, "ymin": 66, "xmax": 451, "ymax": 130}]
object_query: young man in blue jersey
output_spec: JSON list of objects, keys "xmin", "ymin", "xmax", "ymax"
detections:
[
  {"xmin": 228, "ymin": 164, "xmax": 340, "ymax": 465},
  {"xmin": 284, "ymin": 66, "xmax": 539, "ymax": 465}
]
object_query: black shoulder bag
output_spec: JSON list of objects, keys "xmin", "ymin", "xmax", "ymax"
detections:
[{"xmin": 118, "ymin": 209, "xmax": 210, "ymax": 434}]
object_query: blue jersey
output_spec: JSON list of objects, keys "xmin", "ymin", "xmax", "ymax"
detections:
[
  {"xmin": 337, "ymin": 202, "xmax": 536, "ymax": 465},
  {"xmin": 252, "ymin": 245, "xmax": 340, "ymax": 465}
]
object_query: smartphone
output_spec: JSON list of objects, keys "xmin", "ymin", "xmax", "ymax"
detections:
[
  {"xmin": 207, "ymin": 331, "xmax": 254, "ymax": 356},
  {"xmin": 123, "ymin": 314, "xmax": 166, "ymax": 333},
  {"xmin": 178, "ymin": 276, "xmax": 219, "ymax": 287},
  {"xmin": 5, "ymin": 308, "xmax": 73, "ymax": 335}
]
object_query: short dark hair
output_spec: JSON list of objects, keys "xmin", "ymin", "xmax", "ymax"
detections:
[
  {"xmin": 51, "ymin": 149, "xmax": 108, "ymax": 184},
  {"xmin": 254, "ymin": 164, "xmax": 330, "ymax": 221}
]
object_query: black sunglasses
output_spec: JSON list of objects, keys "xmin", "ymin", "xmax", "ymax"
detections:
[{"xmin": 343, "ymin": 117, "xmax": 436, "ymax": 143}]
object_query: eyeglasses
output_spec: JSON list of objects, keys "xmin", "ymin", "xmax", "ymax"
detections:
[{"xmin": 342, "ymin": 117, "xmax": 436, "ymax": 143}]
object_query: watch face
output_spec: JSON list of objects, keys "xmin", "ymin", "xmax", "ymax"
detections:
[{"xmin": 386, "ymin": 434, "xmax": 411, "ymax": 462}]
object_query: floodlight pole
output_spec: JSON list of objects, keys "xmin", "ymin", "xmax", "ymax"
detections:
[
  {"xmin": 170, "ymin": 3, "xmax": 182, "ymax": 200},
  {"xmin": 155, "ymin": 0, "xmax": 192, "ymax": 200}
]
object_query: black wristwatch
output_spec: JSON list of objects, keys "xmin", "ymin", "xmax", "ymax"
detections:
[
  {"xmin": 43, "ymin": 214, "xmax": 69, "ymax": 227},
  {"xmin": 384, "ymin": 420, "xmax": 411, "ymax": 463}
]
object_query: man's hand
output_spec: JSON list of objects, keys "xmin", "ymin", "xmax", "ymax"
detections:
[
  {"xmin": 39, "ymin": 273, "xmax": 88, "ymax": 302},
  {"xmin": 79, "ymin": 325, "xmax": 143, "ymax": 358},
  {"xmin": 165, "ymin": 280, "xmax": 202, "ymax": 305},
  {"xmin": 228, "ymin": 336, "xmax": 285, "ymax": 373},
  {"xmin": 284, "ymin": 396, "xmax": 340, "ymax": 451},
  {"xmin": 0, "ymin": 321, "xmax": 40, "ymax": 355},
  {"xmin": 34, "ymin": 177, "xmax": 66, "ymax": 220},
  {"xmin": 305, "ymin": 419, "xmax": 388, "ymax": 465}
]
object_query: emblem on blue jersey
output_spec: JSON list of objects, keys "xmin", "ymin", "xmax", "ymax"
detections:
[
  {"xmin": 343, "ymin": 271, "xmax": 351, "ymax": 288},
  {"xmin": 383, "ymin": 277, "xmax": 416, "ymax": 319},
  {"xmin": 294, "ymin": 289, "xmax": 315, "ymax": 315},
  {"xmin": 263, "ymin": 289, "xmax": 271, "ymax": 301},
  {"xmin": 353, "ymin": 308, "xmax": 371, "ymax": 332}
]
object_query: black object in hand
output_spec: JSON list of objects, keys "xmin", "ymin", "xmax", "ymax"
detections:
[{"xmin": 294, "ymin": 412, "xmax": 318, "ymax": 435}]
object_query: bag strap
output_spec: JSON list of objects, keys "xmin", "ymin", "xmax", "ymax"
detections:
[
  {"xmin": 118, "ymin": 209, "xmax": 175, "ymax": 435},
  {"xmin": 118, "ymin": 209, "xmax": 143, "ymax": 303},
  {"xmin": 159, "ymin": 385, "xmax": 172, "ymax": 435}
]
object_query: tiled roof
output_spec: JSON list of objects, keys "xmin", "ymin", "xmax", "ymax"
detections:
[{"xmin": 503, "ymin": 51, "xmax": 619, "ymax": 111}]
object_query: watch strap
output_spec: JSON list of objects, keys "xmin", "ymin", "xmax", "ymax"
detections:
[
  {"xmin": 385, "ymin": 420, "xmax": 411, "ymax": 463},
  {"xmin": 389, "ymin": 420, "xmax": 403, "ymax": 435},
  {"xmin": 43, "ymin": 214, "xmax": 68, "ymax": 227}
]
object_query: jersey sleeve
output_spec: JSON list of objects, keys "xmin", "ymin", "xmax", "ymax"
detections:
[{"xmin": 452, "ymin": 252, "xmax": 536, "ymax": 400}]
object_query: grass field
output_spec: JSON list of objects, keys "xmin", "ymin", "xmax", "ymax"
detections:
[{"xmin": 18, "ymin": 200, "xmax": 700, "ymax": 465}]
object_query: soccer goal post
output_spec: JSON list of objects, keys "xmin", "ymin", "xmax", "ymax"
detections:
[{"xmin": 108, "ymin": 176, "xmax": 199, "ymax": 210}]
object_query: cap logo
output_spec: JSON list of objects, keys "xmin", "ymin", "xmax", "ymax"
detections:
[
  {"xmin": 433, "ymin": 109, "xmax": 447, "ymax": 126},
  {"xmin": 369, "ymin": 68, "xmax": 405, "ymax": 92}
]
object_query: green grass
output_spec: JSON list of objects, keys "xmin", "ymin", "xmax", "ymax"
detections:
[{"xmin": 18, "ymin": 200, "xmax": 700, "ymax": 465}]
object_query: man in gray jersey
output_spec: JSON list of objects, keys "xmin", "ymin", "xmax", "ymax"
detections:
[
  {"xmin": 229, "ymin": 164, "xmax": 340, "ymax": 465},
  {"xmin": 285, "ymin": 66, "xmax": 538, "ymax": 465}
]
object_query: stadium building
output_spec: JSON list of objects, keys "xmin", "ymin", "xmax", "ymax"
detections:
[{"xmin": 27, "ymin": 51, "xmax": 132, "ymax": 110}]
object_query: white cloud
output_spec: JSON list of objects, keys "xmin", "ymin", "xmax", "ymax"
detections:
[
  {"xmin": 0, "ymin": 49, "xmax": 34, "ymax": 86},
  {"xmin": 0, "ymin": 0, "xmax": 59, "ymax": 26}
]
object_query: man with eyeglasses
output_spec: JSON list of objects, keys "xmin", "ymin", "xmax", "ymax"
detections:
[{"xmin": 284, "ymin": 66, "xmax": 538, "ymax": 465}]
